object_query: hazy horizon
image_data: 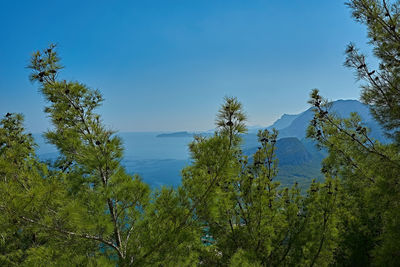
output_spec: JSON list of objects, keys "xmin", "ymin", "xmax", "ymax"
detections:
[
  {"xmin": 1, "ymin": 1, "xmax": 371, "ymax": 133},
  {"xmin": 29, "ymin": 97, "xmax": 361, "ymax": 134}
]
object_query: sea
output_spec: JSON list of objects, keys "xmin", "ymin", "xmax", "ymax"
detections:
[{"xmin": 34, "ymin": 132, "xmax": 195, "ymax": 188}]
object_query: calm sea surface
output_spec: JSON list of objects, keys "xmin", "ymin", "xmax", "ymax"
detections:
[{"xmin": 34, "ymin": 132, "xmax": 194, "ymax": 187}]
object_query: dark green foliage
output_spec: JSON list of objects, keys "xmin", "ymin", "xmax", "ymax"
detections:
[
  {"xmin": 4, "ymin": 1, "xmax": 400, "ymax": 264},
  {"xmin": 1, "ymin": 45, "xmax": 201, "ymax": 266},
  {"xmin": 304, "ymin": 1, "xmax": 400, "ymax": 264},
  {"xmin": 182, "ymin": 101, "xmax": 341, "ymax": 266},
  {"xmin": 307, "ymin": 89, "xmax": 400, "ymax": 266},
  {"xmin": 0, "ymin": 46, "xmax": 358, "ymax": 266},
  {"xmin": 346, "ymin": 0, "xmax": 400, "ymax": 144}
]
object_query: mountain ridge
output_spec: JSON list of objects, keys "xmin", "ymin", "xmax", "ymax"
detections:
[{"xmin": 35, "ymin": 99, "xmax": 386, "ymax": 189}]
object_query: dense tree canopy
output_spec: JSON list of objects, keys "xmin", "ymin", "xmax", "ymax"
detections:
[
  {"xmin": 1, "ymin": 0, "xmax": 400, "ymax": 266},
  {"xmin": 0, "ymin": 48, "xmax": 340, "ymax": 266},
  {"xmin": 306, "ymin": 0, "xmax": 400, "ymax": 265}
]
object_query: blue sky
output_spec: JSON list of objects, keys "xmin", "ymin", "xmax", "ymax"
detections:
[{"xmin": 0, "ymin": 0, "xmax": 371, "ymax": 132}]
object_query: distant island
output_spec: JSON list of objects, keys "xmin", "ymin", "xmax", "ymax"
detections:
[{"xmin": 156, "ymin": 131, "xmax": 193, "ymax": 138}]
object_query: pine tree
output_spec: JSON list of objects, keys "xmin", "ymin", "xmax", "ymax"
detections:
[
  {"xmin": 304, "ymin": 1, "xmax": 400, "ymax": 265},
  {"xmin": 0, "ymin": 45, "xmax": 202, "ymax": 266},
  {"xmin": 346, "ymin": 0, "xmax": 400, "ymax": 144},
  {"xmin": 182, "ymin": 97, "xmax": 341, "ymax": 266}
]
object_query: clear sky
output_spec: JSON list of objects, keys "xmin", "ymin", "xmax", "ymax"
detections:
[{"xmin": 0, "ymin": 0, "xmax": 372, "ymax": 133}]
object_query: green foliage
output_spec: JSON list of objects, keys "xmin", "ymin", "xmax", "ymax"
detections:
[
  {"xmin": 1, "ymin": 45, "xmax": 201, "ymax": 266},
  {"xmin": 4, "ymin": 1, "xmax": 400, "ymax": 263},
  {"xmin": 182, "ymin": 100, "xmax": 341, "ymax": 266},
  {"xmin": 302, "ymin": 1, "xmax": 400, "ymax": 265},
  {"xmin": 0, "ymin": 46, "xmax": 344, "ymax": 266},
  {"xmin": 216, "ymin": 96, "xmax": 247, "ymax": 148},
  {"xmin": 308, "ymin": 89, "xmax": 400, "ymax": 266},
  {"xmin": 345, "ymin": 0, "xmax": 400, "ymax": 144}
]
